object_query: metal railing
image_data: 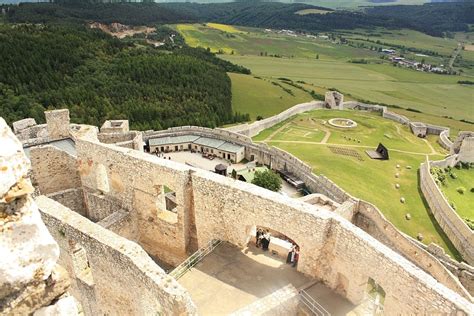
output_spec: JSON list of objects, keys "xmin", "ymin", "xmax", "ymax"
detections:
[
  {"xmin": 169, "ymin": 239, "xmax": 222, "ymax": 280},
  {"xmin": 299, "ymin": 289, "xmax": 330, "ymax": 316}
]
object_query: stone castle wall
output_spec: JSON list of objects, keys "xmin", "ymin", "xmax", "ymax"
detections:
[
  {"xmin": 71, "ymin": 137, "xmax": 473, "ymax": 314},
  {"xmin": 439, "ymin": 129, "xmax": 454, "ymax": 150},
  {"xmin": 47, "ymin": 188, "xmax": 86, "ymax": 217},
  {"xmin": 420, "ymin": 158, "xmax": 474, "ymax": 265},
  {"xmin": 355, "ymin": 200, "xmax": 471, "ymax": 298},
  {"xmin": 144, "ymin": 126, "xmax": 350, "ymax": 203},
  {"xmin": 29, "ymin": 145, "xmax": 81, "ymax": 195},
  {"xmin": 76, "ymin": 139, "xmax": 193, "ymax": 266},
  {"xmin": 36, "ymin": 196, "xmax": 197, "ymax": 316},
  {"xmin": 225, "ymin": 101, "xmax": 324, "ymax": 137}
]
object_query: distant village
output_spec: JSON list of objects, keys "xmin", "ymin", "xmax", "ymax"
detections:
[
  {"xmin": 264, "ymin": 28, "xmax": 449, "ymax": 74},
  {"xmin": 382, "ymin": 49, "xmax": 448, "ymax": 74}
]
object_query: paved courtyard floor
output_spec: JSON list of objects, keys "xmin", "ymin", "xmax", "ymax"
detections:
[
  {"xmin": 178, "ymin": 242, "xmax": 362, "ymax": 315},
  {"xmin": 159, "ymin": 151, "xmax": 301, "ymax": 197},
  {"xmin": 159, "ymin": 151, "xmax": 232, "ymax": 171}
]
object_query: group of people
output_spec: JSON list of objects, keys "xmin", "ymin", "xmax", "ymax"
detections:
[
  {"xmin": 286, "ymin": 244, "xmax": 300, "ymax": 268},
  {"xmin": 255, "ymin": 228, "xmax": 271, "ymax": 251},
  {"xmin": 255, "ymin": 228, "xmax": 299, "ymax": 267}
]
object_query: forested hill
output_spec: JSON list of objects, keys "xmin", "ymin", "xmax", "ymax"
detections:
[
  {"xmin": 3, "ymin": 1, "xmax": 474, "ymax": 36},
  {"xmin": 0, "ymin": 24, "xmax": 250, "ymax": 130}
]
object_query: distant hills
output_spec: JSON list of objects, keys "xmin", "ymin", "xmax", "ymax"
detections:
[{"xmin": 3, "ymin": 1, "xmax": 473, "ymax": 37}]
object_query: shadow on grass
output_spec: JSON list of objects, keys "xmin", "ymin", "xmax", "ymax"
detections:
[{"xmin": 417, "ymin": 169, "xmax": 463, "ymax": 262}]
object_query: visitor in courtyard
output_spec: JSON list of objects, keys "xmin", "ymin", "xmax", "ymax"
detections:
[
  {"xmin": 292, "ymin": 246, "xmax": 300, "ymax": 267},
  {"xmin": 287, "ymin": 244, "xmax": 296, "ymax": 264},
  {"xmin": 256, "ymin": 228, "xmax": 263, "ymax": 248},
  {"xmin": 262, "ymin": 231, "xmax": 271, "ymax": 251}
]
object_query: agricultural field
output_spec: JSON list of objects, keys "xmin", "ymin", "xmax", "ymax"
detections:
[
  {"xmin": 253, "ymin": 109, "xmax": 461, "ymax": 259},
  {"xmin": 229, "ymin": 73, "xmax": 312, "ymax": 121},
  {"xmin": 223, "ymin": 55, "xmax": 474, "ymax": 123},
  {"xmin": 174, "ymin": 23, "xmax": 474, "ymax": 125}
]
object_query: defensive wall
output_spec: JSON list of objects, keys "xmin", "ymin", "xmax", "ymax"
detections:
[
  {"xmin": 36, "ymin": 196, "xmax": 197, "ymax": 316},
  {"xmin": 224, "ymin": 95, "xmax": 452, "ymax": 150},
  {"xmin": 225, "ymin": 101, "xmax": 325, "ymax": 137},
  {"xmin": 420, "ymin": 157, "xmax": 474, "ymax": 265},
  {"xmin": 73, "ymin": 137, "xmax": 473, "ymax": 314},
  {"xmin": 142, "ymin": 125, "xmax": 472, "ymax": 297}
]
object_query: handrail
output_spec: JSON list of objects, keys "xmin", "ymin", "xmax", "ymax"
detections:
[
  {"xmin": 169, "ymin": 239, "xmax": 222, "ymax": 280},
  {"xmin": 299, "ymin": 289, "xmax": 330, "ymax": 316}
]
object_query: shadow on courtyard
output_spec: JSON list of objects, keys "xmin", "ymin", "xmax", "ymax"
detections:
[{"xmin": 178, "ymin": 242, "xmax": 356, "ymax": 315}]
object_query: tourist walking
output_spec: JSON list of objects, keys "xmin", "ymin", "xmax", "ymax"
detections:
[{"xmin": 292, "ymin": 246, "xmax": 300, "ymax": 267}]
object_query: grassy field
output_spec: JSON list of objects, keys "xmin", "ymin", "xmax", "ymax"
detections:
[
  {"xmin": 173, "ymin": 23, "xmax": 379, "ymax": 59},
  {"xmin": 439, "ymin": 168, "xmax": 474, "ymax": 221},
  {"xmin": 229, "ymin": 73, "xmax": 312, "ymax": 120},
  {"xmin": 223, "ymin": 55, "xmax": 474, "ymax": 123},
  {"xmin": 253, "ymin": 109, "xmax": 461, "ymax": 259},
  {"xmin": 175, "ymin": 23, "xmax": 474, "ymax": 124}
]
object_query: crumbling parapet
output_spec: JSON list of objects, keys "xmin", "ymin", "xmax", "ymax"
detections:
[
  {"xmin": 0, "ymin": 117, "xmax": 77, "ymax": 314},
  {"xmin": 45, "ymin": 109, "xmax": 70, "ymax": 140},
  {"xmin": 325, "ymin": 91, "xmax": 344, "ymax": 109}
]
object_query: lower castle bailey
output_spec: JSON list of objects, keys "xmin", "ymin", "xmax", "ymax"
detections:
[{"xmin": 2, "ymin": 102, "xmax": 474, "ymax": 315}]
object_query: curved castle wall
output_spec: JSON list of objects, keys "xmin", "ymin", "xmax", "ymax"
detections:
[{"xmin": 420, "ymin": 158, "xmax": 474, "ymax": 265}]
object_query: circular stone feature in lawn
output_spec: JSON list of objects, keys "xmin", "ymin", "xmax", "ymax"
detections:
[{"xmin": 328, "ymin": 118, "xmax": 358, "ymax": 129}]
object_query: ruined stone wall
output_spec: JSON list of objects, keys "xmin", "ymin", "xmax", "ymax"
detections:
[
  {"xmin": 426, "ymin": 124, "xmax": 448, "ymax": 135},
  {"xmin": 144, "ymin": 126, "xmax": 350, "ymax": 203},
  {"xmin": 76, "ymin": 139, "xmax": 192, "ymax": 266},
  {"xmin": 29, "ymin": 145, "xmax": 81, "ymax": 195},
  {"xmin": 45, "ymin": 109, "xmax": 70, "ymax": 140},
  {"xmin": 356, "ymin": 200, "xmax": 471, "ymax": 298},
  {"xmin": 326, "ymin": 220, "xmax": 472, "ymax": 314},
  {"xmin": 47, "ymin": 188, "xmax": 86, "ymax": 217},
  {"xmin": 70, "ymin": 137, "xmax": 474, "ymax": 313},
  {"xmin": 439, "ymin": 129, "xmax": 454, "ymax": 151},
  {"xmin": 0, "ymin": 118, "xmax": 76, "ymax": 315},
  {"xmin": 98, "ymin": 131, "xmax": 143, "ymax": 150},
  {"xmin": 36, "ymin": 196, "xmax": 196, "ymax": 316},
  {"xmin": 420, "ymin": 159, "xmax": 474, "ymax": 265},
  {"xmin": 188, "ymin": 168, "xmax": 473, "ymax": 314},
  {"xmin": 458, "ymin": 137, "xmax": 474, "ymax": 163},
  {"xmin": 382, "ymin": 110, "xmax": 411, "ymax": 125},
  {"xmin": 225, "ymin": 101, "xmax": 324, "ymax": 137}
]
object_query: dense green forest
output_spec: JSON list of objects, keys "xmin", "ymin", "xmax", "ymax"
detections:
[
  {"xmin": 3, "ymin": 1, "xmax": 474, "ymax": 36},
  {"xmin": 0, "ymin": 24, "xmax": 250, "ymax": 130}
]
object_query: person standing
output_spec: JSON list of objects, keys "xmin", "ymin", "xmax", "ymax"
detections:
[
  {"xmin": 256, "ymin": 228, "xmax": 263, "ymax": 248},
  {"xmin": 292, "ymin": 246, "xmax": 300, "ymax": 267},
  {"xmin": 287, "ymin": 244, "xmax": 295, "ymax": 264}
]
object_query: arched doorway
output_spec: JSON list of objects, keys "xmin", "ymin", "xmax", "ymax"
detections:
[{"xmin": 246, "ymin": 225, "xmax": 300, "ymax": 268}]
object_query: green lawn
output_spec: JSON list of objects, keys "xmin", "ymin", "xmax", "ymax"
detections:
[
  {"xmin": 229, "ymin": 73, "xmax": 312, "ymax": 121},
  {"xmin": 439, "ymin": 168, "xmax": 474, "ymax": 221},
  {"xmin": 254, "ymin": 110, "xmax": 461, "ymax": 259},
  {"xmin": 223, "ymin": 55, "xmax": 474, "ymax": 122}
]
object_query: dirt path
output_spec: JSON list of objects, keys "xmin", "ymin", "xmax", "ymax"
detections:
[
  {"xmin": 423, "ymin": 139, "xmax": 438, "ymax": 155},
  {"xmin": 264, "ymin": 122, "xmax": 292, "ymax": 142},
  {"xmin": 320, "ymin": 130, "xmax": 331, "ymax": 144}
]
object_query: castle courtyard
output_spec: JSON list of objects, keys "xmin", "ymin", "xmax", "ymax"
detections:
[{"xmin": 178, "ymin": 242, "xmax": 363, "ymax": 315}]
